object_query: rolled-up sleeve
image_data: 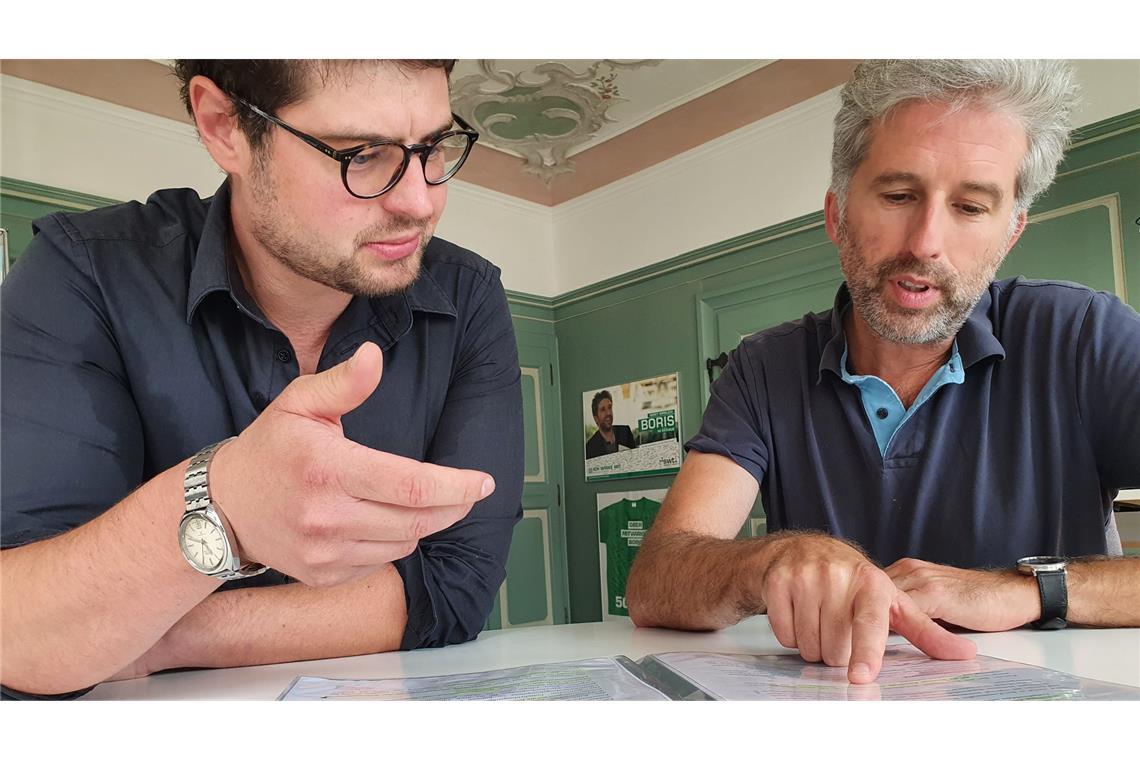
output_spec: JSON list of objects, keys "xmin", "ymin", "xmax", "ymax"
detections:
[
  {"xmin": 684, "ymin": 341, "xmax": 771, "ymax": 486},
  {"xmin": 394, "ymin": 269, "xmax": 524, "ymax": 649},
  {"xmin": 1, "ymin": 214, "xmax": 144, "ymax": 550}
]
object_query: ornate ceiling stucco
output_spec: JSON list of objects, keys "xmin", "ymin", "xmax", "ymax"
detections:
[{"xmin": 450, "ymin": 60, "xmax": 661, "ymax": 183}]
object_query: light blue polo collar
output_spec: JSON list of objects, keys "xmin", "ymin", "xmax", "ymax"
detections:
[{"xmin": 839, "ymin": 340, "xmax": 965, "ymax": 457}]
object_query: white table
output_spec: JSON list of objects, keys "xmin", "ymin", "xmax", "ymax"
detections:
[{"xmin": 84, "ymin": 617, "xmax": 1140, "ymax": 699}]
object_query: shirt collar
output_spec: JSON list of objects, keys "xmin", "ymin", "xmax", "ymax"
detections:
[
  {"xmin": 185, "ymin": 180, "xmax": 458, "ymax": 325},
  {"xmin": 817, "ymin": 281, "xmax": 1006, "ymax": 383},
  {"xmin": 403, "ymin": 262, "xmax": 457, "ymax": 318},
  {"xmin": 185, "ymin": 180, "xmax": 233, "ymax": 324}
]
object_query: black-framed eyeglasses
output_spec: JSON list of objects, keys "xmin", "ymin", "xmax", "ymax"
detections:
[{"xmin": 233, "ymin": 96, "xmax": 479, "ymax": 199}]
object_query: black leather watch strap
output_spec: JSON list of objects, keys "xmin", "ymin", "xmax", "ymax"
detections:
[{"xmin": 1030, "ymin": 569, "xmax": 1068, "ymax": 630}]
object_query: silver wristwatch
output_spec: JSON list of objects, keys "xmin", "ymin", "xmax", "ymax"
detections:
[{"xmin": 178, "ymin": 438, "xmax": 267, "ymax": 580}]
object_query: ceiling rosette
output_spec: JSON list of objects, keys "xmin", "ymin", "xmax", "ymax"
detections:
[{"xmin": 451, "ymin": 59, "xmax": 660, "ymax": 184}]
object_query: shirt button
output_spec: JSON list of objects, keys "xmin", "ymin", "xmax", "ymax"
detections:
[
  {"xmin": 275, "ymin": 349, "xmax": 292, "ymax": 363},
  {"xmin": 252, "ymin": 392, "xmax": 267, "ymax": 411},
  {"xmin": 875, "ymin": 407, "xmax": 889, "ymax": 420}
]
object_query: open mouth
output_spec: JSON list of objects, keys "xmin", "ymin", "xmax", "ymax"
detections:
[
  {"xmin": 897, "ymin": 280, "xmax": 930, "ymax": 293},
  {"xmin": 887, "ymin": 276, "xmax": 941, "ymax": 309}
]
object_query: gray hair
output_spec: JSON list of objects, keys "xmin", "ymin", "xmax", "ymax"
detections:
[{"xmin": 830, "ymin": 60, "xmax": 1080, "ymax": 216}]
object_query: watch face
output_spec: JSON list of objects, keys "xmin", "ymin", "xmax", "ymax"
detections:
[{"xmin": 180, "ymin": 515, "xmax": 228, "ymax": 572}]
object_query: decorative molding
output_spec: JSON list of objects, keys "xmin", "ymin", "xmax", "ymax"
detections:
[
  {"xmin": 498, "ymin": 509, "xmax": 554, "ymax": 628},
  {"xmin": 520, "ymin": 367, "xmax": 547, "ymax": 484},
  {"xmin": 554, "ymin": 211, "xmax": 826, "ymax": 311},
  {"xmin": 446, "ymin": 177, "xmax": 553, "ymax": 220},
  {"xmin": 1, "ymin": 74, "xmax": 201, "ymax": 148},
  {"xmin": 1069, "ymin": 108, "xmax": 1140, "ymax": 146},
  {"xmin": 1027, "ymin": 193, "xmax": 1128, "ymax": 303},
  {"xmin": 0, "ymin": 176, "xmax": 120, "ymax": 209},
  {"xmin": 452, "ymin": 60, "xmax": 661, "ymax": 184}
]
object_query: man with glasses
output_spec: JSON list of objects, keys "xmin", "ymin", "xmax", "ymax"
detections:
[
  {"xmin": 628, "ymin": 59, "xmax": 1140, "ymax": 684},
  {"xmin": 1, "ymin": 60, "xmax": 524, "ymax": 698}
]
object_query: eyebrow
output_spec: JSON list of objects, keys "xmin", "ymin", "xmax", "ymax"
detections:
[
  {"xmin": 870, "ymin": 172, "xmax": 1006, "ymax": 205},
  {"xmin": 320, "ymin": 118, "xmax": 457, "ymax": 146},
  {"xmin": 960, "ymin": 180, "xmax": 1005, "ymax": 206}
]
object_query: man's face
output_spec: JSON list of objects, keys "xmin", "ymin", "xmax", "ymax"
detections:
[
  {"xmin": 244, "ymin": 63, "xmax": 452, "ymax": 297},
  {"xmin": 826, "ymin": 101, "xmax": 1028, "ymax": 345},
  {"xmin": 594, "ymin": 398, "xmax": 614, "ymax": 432}
]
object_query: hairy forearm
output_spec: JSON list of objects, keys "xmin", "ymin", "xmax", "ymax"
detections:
[
  {"xmin": 0, "ymin": 463, "xmax": 220, "ymax": 694},
  {"xmin": 1068, "ymin": 556, "xmax": 1140, "ymax": 627},
  {"xmin": 149, "ymin": 564, "xmax": 408, "ymax": 673},
  {"xmin": 626, "ymin": 529, "xmax": 772, "ymax": 631}
]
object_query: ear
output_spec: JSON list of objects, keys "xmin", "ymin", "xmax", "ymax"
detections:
[
  {"xmin": 188, "ymin": 75, "xmax": 252, "ymax": 175},
  {"xmin": 1004, "ymin": 210, "xmax": 1029, "ymax": 252},
  {"xmin": 824, "ymin": 190, "xmax": 843, "ymax": 247}
]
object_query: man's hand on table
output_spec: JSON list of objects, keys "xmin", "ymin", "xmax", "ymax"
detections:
[
  {"xmin": 757, "ymin": 533, "xmax": 977, "ymax": 684},
  {"xmin": 886, "ymin": 558, "xmax": 1040, "ymax": 631},
  {"xmin": 210, "ymin": 341, "xmax": 496, "ymax": 588}
]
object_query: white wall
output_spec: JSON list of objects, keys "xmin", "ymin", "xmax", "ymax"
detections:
[
  {"xmin": 0, "ymin": 75, "xmax": 558, "ymax": 297},
  {"xmin": 1, "ymin": 75, "xmax": 225, "ymax": 200},
  {"xmin": 435, "ymin": 180, "xmax": 555, "ymax": 296},
  {"xmin": 4, "ymin": 60, "xmax": 1138, "ymax": 299},
  {"xmin": 1071, "ymin": 59, "xmax": 1140, "ymax": 127},
  {"xmin": 552, "ymin": 88, "xmax": 840, "ymax": 294}
]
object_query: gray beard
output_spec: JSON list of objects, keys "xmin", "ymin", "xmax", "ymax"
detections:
[{"xmin": 836, "ymin": 222, "xmax": 1009, "ymax": 346}]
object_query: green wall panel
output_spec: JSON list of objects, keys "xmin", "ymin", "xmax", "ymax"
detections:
[
  {"xmin": 1004, "ymin": 203, "xmax": 1119, "ymax": 293},
  {"xmin": 520, "ymin": 371, "xmax": 542, "ymax": 480},
  {"xmin": 504, "ymin": 515, "xmax": 550, "ymax": 626},
  {"xmin": 554, "ymin": 281, "xmax": 706, "ymax": 622}
]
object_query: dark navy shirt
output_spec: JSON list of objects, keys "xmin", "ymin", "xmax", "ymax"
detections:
[
  {"xmin": 1, "ymin": 182, "xmax": 523, "ymax": 691},
  {"xmin": 686, "ymin": 279, "xmax": 1140, "ymax": 568}
]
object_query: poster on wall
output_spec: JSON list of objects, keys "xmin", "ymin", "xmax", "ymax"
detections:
[
  {"xmin": 597, "ymin": 489, "xmax": 667, "ymax": 620},
  {"xmin": 582, "ymin": 373, "xmax": 682, "ymax": 483}
]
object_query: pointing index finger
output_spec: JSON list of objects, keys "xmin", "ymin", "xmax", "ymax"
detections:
[
  {"xmin": 335, "ymin": 441, "xmax": 494, "ymax": 507},
  {"xmin": 848, "ymin": 578, "xmax": 893, "ymax": 684}
]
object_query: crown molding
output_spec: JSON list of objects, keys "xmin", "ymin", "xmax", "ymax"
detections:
[
  {"xmin": 447, "ymin": 177, "xmax": 554, "ymax": 221},
  {"xmin": 1, "ymin": 74, "xmax": 200, "ymax": 147}
]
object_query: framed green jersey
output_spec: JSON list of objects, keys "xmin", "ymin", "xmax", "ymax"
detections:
[{"xmin": 597, "ymin": 490, "xmax": 667, "ymax": 618}]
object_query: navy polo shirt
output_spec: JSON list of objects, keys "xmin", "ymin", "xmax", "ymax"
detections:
[
  {"xmin": 686, "ymin": 279, "xmax": 1140, "ymax": 568},
  {"xmin": 1, "ymin": 182, "xmax": 524, "ymax": 690}
]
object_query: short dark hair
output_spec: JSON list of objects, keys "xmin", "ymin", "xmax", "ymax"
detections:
[
  {"xmin": 173, "ymin": 59, "xmax": 456, "ymax": 152},
  {"xmin": 591, "ymin": 390, "xmax": 613, "ymax": 418}
]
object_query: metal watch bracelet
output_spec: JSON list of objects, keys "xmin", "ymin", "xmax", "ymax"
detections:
[{"xmin": 182, "ymin": 437, "xmax": 266, "ymax": 580}]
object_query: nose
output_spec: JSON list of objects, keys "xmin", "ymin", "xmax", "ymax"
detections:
[
  {"xmin": 380, "ymin": 154, "xmax": 437, "ymax": 220},
  {"xmin": 905, "ymin": 200, "xmax": 947, "ymax": 261}
]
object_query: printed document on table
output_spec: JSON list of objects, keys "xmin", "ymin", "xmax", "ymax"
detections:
[
  {"xmin": 279, "ymin": 657, "xmax": 670, "ymax": 701},
  {"xmin": 651, "ymin": 645, "xmax": 1140, "ymax": 700}
]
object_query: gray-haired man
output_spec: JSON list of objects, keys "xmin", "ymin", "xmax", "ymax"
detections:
[{"xmin": 628, "ymin": 60, "xmax": 1140, "ymax": 683}]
